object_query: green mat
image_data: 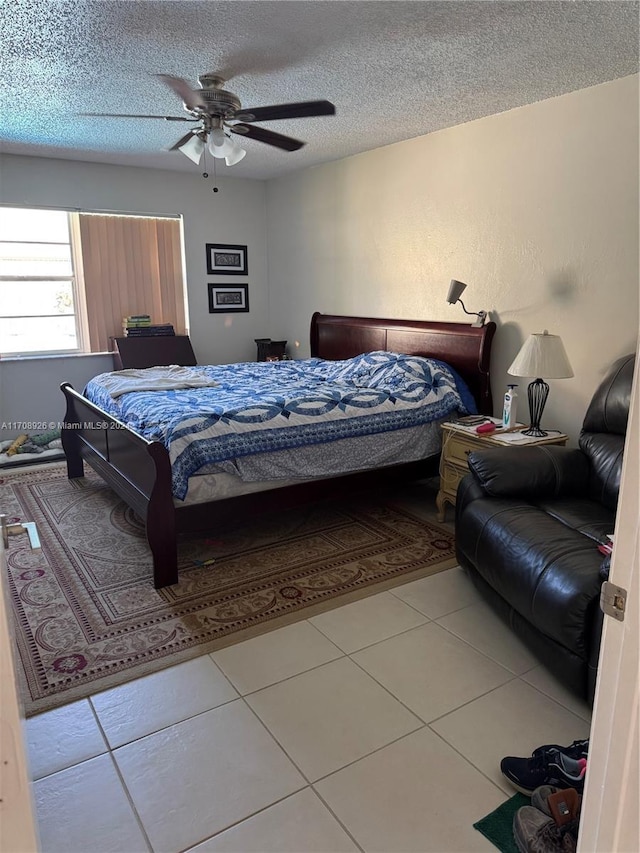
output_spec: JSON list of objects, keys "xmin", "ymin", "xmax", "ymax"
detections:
[{"xmin": 473, "ymin": 793, "xmax": 530, "ymax": 853}]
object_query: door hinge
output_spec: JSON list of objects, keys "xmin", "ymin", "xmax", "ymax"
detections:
[{"xmin": 600, "ymin": 580, "xmax": 627, "ymax": 622}]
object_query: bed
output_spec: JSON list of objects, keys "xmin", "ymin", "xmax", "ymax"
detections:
[{"xmin": 61, "ymin": 312, "xmax": 496, "ymax": 588}]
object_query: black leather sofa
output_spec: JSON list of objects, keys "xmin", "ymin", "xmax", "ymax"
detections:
[{"xmin": 455, "ymin": 353, "xmax": 635, "ymax": 704}]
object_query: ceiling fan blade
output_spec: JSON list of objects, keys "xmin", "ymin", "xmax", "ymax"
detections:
[
  {"xmin": 155, "ymin": 74, "xmax": 207, "ymax": 111},
  {"xmin": 168, "ymin": 130, "xmax": 201, "ymax": 151},
  {"xmin": 79, "ymin": 113, "xmax": 195, "ymax": 121},
  {"xmin": 233, "ymin": 100, "xmax": 335, "ymax": 123},
  {"xmin": 230, "ymin": 123, "xmax": 305, "ymax": 151}
]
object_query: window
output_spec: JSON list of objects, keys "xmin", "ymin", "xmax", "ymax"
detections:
[
  {"xmin": 0, "ymin": 208, "xmax": 82, "ymax": 355},
  {"xmin": 0, "ymin": 207, "xmax": 187, "ymax": 357}
]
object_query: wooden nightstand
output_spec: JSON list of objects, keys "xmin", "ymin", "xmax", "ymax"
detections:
[{"xmin": 436, "ymin": 422, "xmax": 568, "ymax": 521}]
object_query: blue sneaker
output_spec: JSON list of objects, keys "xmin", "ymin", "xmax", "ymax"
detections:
[{"xmin": 500, "ymin": 749, "xmax": 588, "ymax": 795}]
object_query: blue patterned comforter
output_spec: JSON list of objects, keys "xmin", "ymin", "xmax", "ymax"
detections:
[{"xmin": 85, "ymin": 352, "xmax": 477, "ymax": 500}]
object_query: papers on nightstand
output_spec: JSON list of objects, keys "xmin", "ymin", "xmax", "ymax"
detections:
[
  {"xmin": 491, "ymin": 430, "xmax": 540, "ymax": 444},
  {"xmin": 444, "ymin": 417, "xmax": 502, "ymax": 433},
  {"xmin": 489, "ymin": 431, "xmax": 539, "ymax": 444},
  {"xmin": 490, "ymin": 430, "xmax": 566, "ymax": 444}
]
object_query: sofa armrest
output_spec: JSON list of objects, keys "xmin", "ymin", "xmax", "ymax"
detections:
[{"xmin": 467, "ymin": 445, "xmax": 590, "ymax": 499}]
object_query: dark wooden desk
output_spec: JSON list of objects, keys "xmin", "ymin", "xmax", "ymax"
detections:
[{"xmin": 111, "ymin": 336, "xmax": 197, "ymax": 370}]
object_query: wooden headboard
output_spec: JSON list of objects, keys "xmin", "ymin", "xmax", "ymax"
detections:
[{"xmin": 310, "ymin": 312, "xmax": 496, "ymax": 415}]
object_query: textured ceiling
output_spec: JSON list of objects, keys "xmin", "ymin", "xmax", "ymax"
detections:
[{"xmin": 0, "ymin": 1, "xmax": 638, "ymax": 180}]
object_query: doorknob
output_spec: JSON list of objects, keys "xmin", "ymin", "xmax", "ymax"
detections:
[{"xmin": 0, "ymin": 515, "xmax": 41, "ymax": 550}]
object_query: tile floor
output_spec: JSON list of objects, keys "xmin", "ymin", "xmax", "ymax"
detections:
[{"xmin": 24, "ymin": 487, "xmax": 592, "ymax": 853}]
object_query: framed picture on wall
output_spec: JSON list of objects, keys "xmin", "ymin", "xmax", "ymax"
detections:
[
  {"xmin": 208, "ymin": 283, "xmax": 249, "ymax": 313},
  {"xmin": 206, "ymin": 243, "xmax": 248, "ymax": 275}
]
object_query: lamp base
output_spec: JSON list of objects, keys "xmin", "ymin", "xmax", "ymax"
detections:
[
  {"xmin": 521, "ymin": 425, "xmax": 549, "ymax": 438},
  {"xmin": 523, "ymin": 377, "xmax": 549, "ymax": 437}
]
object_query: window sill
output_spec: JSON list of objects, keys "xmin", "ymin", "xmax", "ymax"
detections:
[{"xmin": 1, "ymin": 351, "xmax": 112, "ymax": 363}]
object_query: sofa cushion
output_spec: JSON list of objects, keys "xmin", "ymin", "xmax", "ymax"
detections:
[
  {"xmin": 467, "ymin": 446, "xmax": 589, "ymax": 499},
  {"xmin": 579, "ymin": 353, "xmax": 634, "ymax": 511},
  {"xmin": 533, "ymin": 497, "xmax": 615, "ymax": 544},
  {"xmin": 455, "ymin": 498, "xmax": 603, "ymax": 656},
  {"xmin": 581, "ymin": 354, "xmax": 634, "ymax": 436},
  {"xmin": 579, "ymin": 432, "xmax": 625, "ymax": 511}
]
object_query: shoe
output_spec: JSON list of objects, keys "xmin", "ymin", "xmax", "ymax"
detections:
[
  {"xmin": 531, "ymin": 785, "xmax": 560, "ymax": 816},
  {"xmin": 531, "ymin": 785, "xmax": 558, "ymax": 813},
  {"xmin": 501, "ymin": 749, "xmax": 587, "ymax": 795},
  {"xmin": 513, "ymin": 805, "xmax": 579, "ymax": 853},
  {"xmin": 531, "ymin": 785, "xmax": 582, "ymax": 825},
  {"xmin": 531, "ymin": 739, "xmax": 589, "ymax": 761}
]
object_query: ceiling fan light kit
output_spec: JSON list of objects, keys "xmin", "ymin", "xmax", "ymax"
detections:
[
  {"xmin": 223, "ymin": 142, "xmax": 247, "ymax": 167},
  {"xmin": 85, "ymin": 72, "xmax": 335, "ymax": 171},
  {"xmin": 177, "ymin": 133, "xmax": 205, "ymax": 165},
  {"xmin": 208, "ymin": 127, "xmax": 246, "ymax": 165}
]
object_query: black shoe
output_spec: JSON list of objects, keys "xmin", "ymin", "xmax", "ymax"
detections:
[
  {"xmin": 531, "ymin": 738, "xmax": 589, "ymax": 761},
  {"xmin": 501, "ymin": 749, "xmax": 588, "ymax": 795}
]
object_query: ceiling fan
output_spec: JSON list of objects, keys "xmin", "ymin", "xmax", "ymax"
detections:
[{"xmin": 82, "ymin": 72, "xmax": 336, "ymax": 167}]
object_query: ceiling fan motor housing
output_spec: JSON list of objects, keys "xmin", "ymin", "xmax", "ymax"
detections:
[{"xmin": 197, "ymin": 74, "xmax": 241, "ymax": 117}]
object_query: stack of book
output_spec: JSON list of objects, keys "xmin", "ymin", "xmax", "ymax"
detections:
[
  {"xmin": 122, "ymin": 315, "xmax": 175, "ymax": 337},
  {"xmin": 123, "ymin": 314, "xmax": 151, "ymax": 333}
]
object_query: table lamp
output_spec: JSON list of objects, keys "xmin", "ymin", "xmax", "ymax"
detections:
[{"xmin": 508, "ymin": 331, "xmax": 574, "ymax": 436}]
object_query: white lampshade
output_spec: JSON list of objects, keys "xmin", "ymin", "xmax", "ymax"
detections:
[
  {"xmin": 208, "ymin": 129, "xmax": 246, "ymax": 166},
  {"xmin": 508, "ymin": 331, "xmax": 574, "ymax": 379},
  {"xmin": 177, "ymin": 134, "xmax": 205, "ymax": 165},
  {"xmin": 224, "ymin": 142, "xmax": 246, "ymax": 166},
  {"xmin": 446, "ymin": 279, "xmax": 467, "ymax": 304}
]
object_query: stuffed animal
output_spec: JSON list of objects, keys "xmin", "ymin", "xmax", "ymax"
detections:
[
  {"xmin": 17, "ymin": 440, "xmax": 44, "ymax": 455},
  {"xmin": 31, "ymin": 429, "xmax": 61, "ymax": 446},
  {"xmin": 6, "ymin": 434, "xmax": 28, "ymax": 456}
]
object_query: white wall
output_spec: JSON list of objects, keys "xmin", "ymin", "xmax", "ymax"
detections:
[
  {"xmin": 0, "ymin": 353, "xmax": 113, "ymax": 440},
  {"xmin": 0, "ymin": 156, "xmax": 268, "ymax": 438},
  {"xmin": 266, "ymin": 75, "xmax": 640, "ymax": 443}
]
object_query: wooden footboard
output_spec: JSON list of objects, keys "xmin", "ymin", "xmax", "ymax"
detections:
[{"xmin": 61, "ymin": 383, "xmax": 178, "ymax": 588}]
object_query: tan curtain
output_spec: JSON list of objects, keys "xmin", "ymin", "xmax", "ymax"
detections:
[{"xmin": 76, "ymin": 214, "xmax": 186, "ymax": 352}]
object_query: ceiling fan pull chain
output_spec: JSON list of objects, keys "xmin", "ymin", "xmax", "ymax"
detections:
[
  {"xmin": 202, "ymin": 144, "xmax": 209, "ymax": 180},
  {"xmin": 200, "ymin": 147, "xmax": 218, "ymax": 193},
  {"xmin": 211, "ymin": 151, "xmax": 219, "ymax": 193}
]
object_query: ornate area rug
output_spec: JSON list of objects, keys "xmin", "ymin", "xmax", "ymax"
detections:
[{"xmin": 2, "ymin": 464, "xmax": 456, "ymax": 716}]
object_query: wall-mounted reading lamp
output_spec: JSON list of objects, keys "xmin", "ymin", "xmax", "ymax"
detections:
[{"xmin": 446, "ymin": 279, "xmax": 489, "ymax": 327}]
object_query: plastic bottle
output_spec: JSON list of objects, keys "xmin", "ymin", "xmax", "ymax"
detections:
[{"xmin": 503, "ymin": 384, "xmax": 518, "ymax": 428}]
